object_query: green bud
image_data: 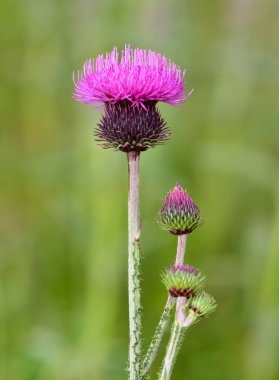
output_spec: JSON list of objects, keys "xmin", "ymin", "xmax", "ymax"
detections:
[
  {"xmin": 162, "ymin": 264, "xmax": 205, "ymax": 298},
  {"xmin": 189, "ymin": 291, "xmax": 217, "ymax": 320},
  {"xmin": 159, "ymin": 183, "xmax": 204, "ymax": 235}
]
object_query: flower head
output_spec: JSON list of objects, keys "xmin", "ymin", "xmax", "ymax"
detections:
[
  {"xmin": 189, "ymin": 292, "xmax": 217, "ymax": 318},
  {"xmin": 162, "ymin": 264, "xmax": 205, "ymax": 298},
  {"xmin": 73, "ymin": 45, "xmax": 191, "ymax": 107},
  {"xmin": 159, "ymin": 183, "xmax": 204, "ymax": 235},
  {"xmin": 95, "ymin": 101, "xmax": 169, "ymax": 152}
]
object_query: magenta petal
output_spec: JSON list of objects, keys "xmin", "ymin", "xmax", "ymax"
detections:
[{"xmin": 73, "ymin": 45, "xmax": 190, "ymax": 107}]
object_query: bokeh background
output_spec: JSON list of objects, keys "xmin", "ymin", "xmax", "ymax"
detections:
[{"xmin": 1, "ymin": 0, "xmax": 279, "ymax": 379}]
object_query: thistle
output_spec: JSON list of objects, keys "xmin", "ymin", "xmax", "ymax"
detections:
[
  {"xmin": 73, "ymin": 45, "xmax": 191, "ymax": 380},
  {"xmin": 73, "ymin": 46, "xmax": 192, "ymax": 153},
  {"xmin": 159, "ymin": 286, "xmax": 216, "ymax": 380},
  {"xmin": 188, "ymin": 291, "xmax": 217, "ymax": 320},
  {"xmin": 159, "ymin": 183, "xmax": 204, "ymax": 235},
  {"xmin": 73, "ymin": 45, "xmax": 216, "ymax": 380},
  {"xmin": 162, "ymin": 264, "xmax": 205, "ymax": 298}
]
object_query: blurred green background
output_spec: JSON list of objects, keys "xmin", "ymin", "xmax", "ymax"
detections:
[{"xmin": 1, "ymin": 0, "xmax": 279, "ymax": 379}]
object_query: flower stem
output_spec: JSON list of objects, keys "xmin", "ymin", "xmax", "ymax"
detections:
[
  {"xmin": 175, "ymin": 234, "xmax": 188, "ymax": 326},
  {"xmin": 159, "ymin": 321, "xmax": 186, "ymax": 380},
  {"xmin": 127, "ymin": 151, "xmax": 141, "ymax": 380},
  {"xmin": 141, "ymin": 296, "xmax": 175, "ymax": 378},
  {"xmin": 175, "ymin": 234, "xmax": 187, "ymax": 265},
  {"xmin": 159, "ymin": 234, "xmax": 188, "ymax": 379},
  {"xmin": 141, "ymin": 234, "xmax": 188, "ymax": 377}
]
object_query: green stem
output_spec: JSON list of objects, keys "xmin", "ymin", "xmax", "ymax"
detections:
[
  {"xmin": 159, "ymin": 234, "xmax": 188, "ymax": 379},
  {"xmin": 141, "ymin": 297, "xmax": 175, "ymax": 378},
  {"xmin": 141, "ymin": 234, "xmax": 188, "ymax": 377},
  {"xmin": 158, "ymin": 321, "xmax": 186, "ymax": 380},
  {"xmin": 127, "ymin": 152, "xmax": 141, "ymax": 380}
]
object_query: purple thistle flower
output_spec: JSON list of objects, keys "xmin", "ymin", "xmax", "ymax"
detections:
[
  {"xmin": 159, "ymin": 183, "xmax": 204, "ymax": 235},
  {"xmin": 73, "ymin": 45, "xmax": 191, "ymax": 107}
]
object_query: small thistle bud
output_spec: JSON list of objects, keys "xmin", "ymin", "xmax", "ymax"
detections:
[
  {"xmin": 161, "ymin": 264, "xmax": 205, "ymax": 298},
  {"xmin": 159, "ymin": 183, "xmax": 204, "ymax": 235},
  {"xmin": 95, "ymin": 101, "xmax": 169, "ymax": 152},
  {"xmin": 189, "ymin": 291, "xmax": 217, "ymax": 318}
]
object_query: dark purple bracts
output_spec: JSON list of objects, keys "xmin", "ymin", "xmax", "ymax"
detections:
[{"xmin": 95, "ymin": 101, "xmax": 169, "ymax": 152}]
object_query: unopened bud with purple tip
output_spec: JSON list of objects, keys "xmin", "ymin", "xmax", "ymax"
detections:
[{"xmin": 159, "ymin": 183, "xmax": 204, "ymax": 235}]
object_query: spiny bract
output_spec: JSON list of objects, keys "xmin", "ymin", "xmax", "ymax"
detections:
[
  {"xmin": 189, "ymin": 291, "xmax": 217, "ymax": 317},
  {"xmin": 159, "ymin": 183, "xmax": 204, "ymax": 235},
  {"xmin": 95, "ymin": 101, "xmax": 169, "ymax": 152},
  {"xmin": 162, "ymin": 264, "xmax": 205, "ymax": 298}
]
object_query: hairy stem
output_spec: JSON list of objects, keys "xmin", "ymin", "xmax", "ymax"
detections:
[
  {"xmin": 127, "ymin": 151, "xmax": 141, "ymax": 380},
  {"xmin": 141, "ymin": 297, "xmax": 175, "ymax": 378},
  {"xmin": 159, "ymin": 234, "xmax": 188, "ymax": 379},
  {"xmin": 159, "ymin": 321, "xmax": 186, "ymax": 380},
  {"xmin": 141, "ymin": 234, "xmax": 188, "ymax": 377}
]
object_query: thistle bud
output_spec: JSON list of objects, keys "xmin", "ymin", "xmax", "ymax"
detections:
[
  {"xmin": 161, "ymin": 264, "xmax": 205, "ymax": 298},
  {"xmin": 159, "ymin": 183, "xmax": 204, "ymax": 235},
  {"xmin": 189, "ymin": 291, "xmax": 217, "ymax": 319}
]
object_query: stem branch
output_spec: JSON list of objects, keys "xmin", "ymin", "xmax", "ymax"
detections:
[
  {"xmin": 141, "ymin": 296, "xmax": 175, "ymax": 377},
  {"xmin": 159, "ymin": 321, "xmax": 186, "ymax": 380},
  {"xmin": 141, "ymin": 234, "xmax": 188, "ymax": 377},
  {"xmin": 158, "ymin": 234, "xmax": 188, "ymax": 379}
]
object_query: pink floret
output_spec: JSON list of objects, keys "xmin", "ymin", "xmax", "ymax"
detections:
[
  {"xmin": 171, "ymin": 264, "xmax": 199, "ymax": 275},
  {"xmin": 165, "ymin": 183, "xmax": 195, "ymax": 209},
  {"xmin": 73, "ymin": 45, "xmax": 192, "ymax": 107}
]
